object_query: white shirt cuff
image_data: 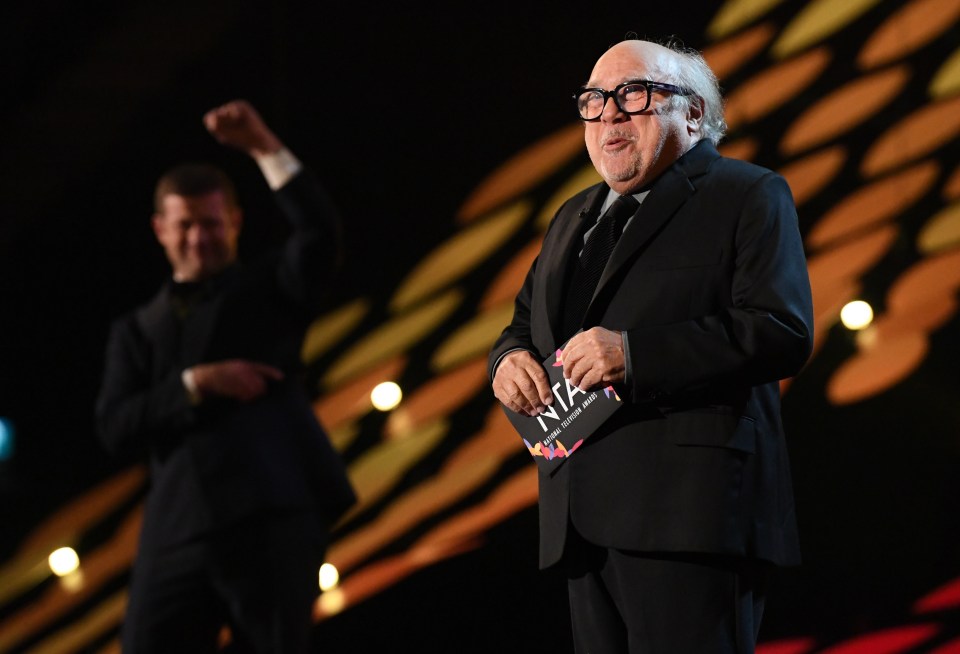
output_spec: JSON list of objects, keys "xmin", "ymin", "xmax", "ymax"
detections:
[
  {"xmin": 255, "ymin": 147, "xmax": 303, "ymax": 190},
  {"xmin": 181, "ymin": 368, "xmax": 202, "ymax": 405}
]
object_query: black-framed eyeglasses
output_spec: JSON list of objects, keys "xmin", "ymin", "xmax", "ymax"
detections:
[{"xmin": 573, "ymin": 80, "xmax": 694, "ymax": 121}]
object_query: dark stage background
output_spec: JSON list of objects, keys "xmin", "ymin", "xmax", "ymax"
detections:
[{"xmin": 2, "ymin": 1, "xmax": 960, "ymax": 652}]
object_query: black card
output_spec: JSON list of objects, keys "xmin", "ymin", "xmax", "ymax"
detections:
[{"xmin": 501, "ymin": 343, "xmax": 624, "ymax": 474}]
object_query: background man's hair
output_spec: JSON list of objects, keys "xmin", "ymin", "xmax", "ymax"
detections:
[{"xmin": 154, "ymin": 162, "xmax": 239, "ymax": 212}]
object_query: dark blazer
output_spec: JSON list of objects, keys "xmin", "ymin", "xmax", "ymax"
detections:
[
  {"xmin": 96, "ymin": 171, "xmax": 356, "ymax": 549},
  {"xmin": 489, "ymin": 141, "xmax": 813, "ymax": 569}
]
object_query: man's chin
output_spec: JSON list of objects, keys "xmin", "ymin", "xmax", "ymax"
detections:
[
  {"xmin": 175, "ymin": 264, "xmax": 214, "ymax": 283},
  {"xmin": 600, "ymin": 161, "xmax": 641, "ymax": 185}
]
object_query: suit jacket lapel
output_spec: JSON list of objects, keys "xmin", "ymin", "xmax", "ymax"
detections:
[
  {"xmin": 135, "ymin": 267, "xmax": 239, "ymax": 373},
  {"xmin": 180, "ymin": 294, "xmax": 223, "ymax": 365},
  {"xmin": 591, "ymin": 141, "xmax": 719, "ymax": 308},
  {"xmin": 135, "ymin": 288, "xmax": 182, "ymax": 379},
  {"xmin": 180, "ymin": 266, "xmax": 240, "ymax": 365},
  {"xmin": 543, "ymin": 183, "xmax": 608, "ymax": 346}
]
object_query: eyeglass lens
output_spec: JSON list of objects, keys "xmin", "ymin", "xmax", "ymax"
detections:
[{"xmin": 577, "ymin": 84, "xmax": 650, "ymax": 119}]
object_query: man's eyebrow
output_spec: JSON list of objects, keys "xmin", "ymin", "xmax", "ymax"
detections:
[{"xmin": 583, "ymin": 76, "xmax": 649, "ymax": 88}]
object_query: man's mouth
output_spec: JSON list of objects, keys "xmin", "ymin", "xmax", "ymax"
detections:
[{"xmin": 601, "ymin": 133, "xmax": 634, "ymax": 152}]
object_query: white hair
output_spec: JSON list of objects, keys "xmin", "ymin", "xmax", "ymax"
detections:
[{"xmin": 659, "ymin": 39, "xmax": 727, "ymax": 145}]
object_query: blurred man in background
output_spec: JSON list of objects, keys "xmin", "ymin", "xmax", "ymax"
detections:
[{"xmin": 96, "ymin": 99, "xmax": 356, "ymax": 653}]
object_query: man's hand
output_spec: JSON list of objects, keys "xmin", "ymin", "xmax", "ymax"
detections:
[
  {"xmin": 561, "ymin": 327, "xmax": 625, "ymax": 391},
  {"xmin": 189, "ymin": 359, "xmax": 285, "ymax": 403},
  {"xmin": 203, "ymin": 100, "xmax": 283, "ymax": 158},
  {"xmin": 492, "ymin": 350, "xmax": 553, "ymax": 417}
]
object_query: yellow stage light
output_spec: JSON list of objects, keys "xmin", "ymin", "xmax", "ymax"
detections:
[
  {"xmin": 319, "ymin": 563, "xmax": 340, "ymax": 591},
  {"xmin": 371, "ymin": 382, "xmax": 402, "ymax": 411},
  {"xmin": 48, "ymin": 547, "xmax": 79, "ymax": 577},
  {"xmin": 840, "ymin": 300, "xmax": 874, "ymax": 330}
]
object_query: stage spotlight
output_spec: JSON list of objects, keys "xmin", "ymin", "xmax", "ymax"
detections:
[
  {"xmin": 318, "ymin": 587, "xmax": 346, "ymax": 616},
  {"xmin": 319, "ymin": 563, "xmax": 340, "ymax": 591},
  {"xmin": 840, "ymin": 300, "xmax": 874, "ymax": 330},
  {"xmin": 370, "ymin": 381, "xmax": 402, "ymax": 411},
  {"xmin": 48, "ymin": 547, "xmax": 79, "ymax": 577},
  {"xmin": 0, "ymin": 418, "xmax": 14, "ymax": 461}
]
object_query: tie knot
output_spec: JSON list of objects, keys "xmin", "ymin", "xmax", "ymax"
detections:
[{"xmin": 604, "ymin": 194, "xmax": 639, "ymax": 229}]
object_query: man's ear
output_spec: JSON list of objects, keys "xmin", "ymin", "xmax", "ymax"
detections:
[
  {"xmin": 151, "ymin": 213, "xmax": 165, "ymax": 242},
  {"xmin": 687, "ymin": 96, "xmax": 705, "ymax": 134},
  {"xmin": 230, "ymin": 207, "xmax": 244, "ymax": 232}
]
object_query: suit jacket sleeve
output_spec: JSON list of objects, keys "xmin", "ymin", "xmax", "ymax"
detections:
[
  {"xmin": 95, "ymin": 314, "xmax": 195, "ymax": 457},
  {"xmin": 271, "ymin": 168, "xmax": 344, "ymax": 313},
  {"xmin": 487, "ymin": 257, "xmax": 540, "ymax": 381},
  {"xmin": 626, "ymin": 172, "xmax": 813, "ymax": 400},
  {"xmin": 487, "ymin": 198, "xmax": 574, "ymax": 381}
]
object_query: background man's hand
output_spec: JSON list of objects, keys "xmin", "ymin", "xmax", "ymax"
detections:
[
  {"xmin": 492, "ymin": 350, "xmax": 553, "ymax": 417},
  {"xmin": 190, "ymin": 359, "xmax": 285, "ymax": 403},
  {"xmin": 561, "ymin": 327, "xmax": 625, "ymax": 391},
  {"xmin": 203, "ymin": 99, "xmax": 283, "ymax": 158}
]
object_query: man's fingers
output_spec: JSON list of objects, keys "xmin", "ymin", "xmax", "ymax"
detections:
[
  {"xmin": 521, "ymin": 362, "xmax": 552, "ymax": 405},
  {"xmin": 561, "ymin": 345, "xmax": 583, "ymax": 382},
  {"xmin": 495, "ymin": 376, "xmax": 538, "ymax": 416},
  {"xmin": 493, "ymin": 352, "xmax": 554, "ymax": 416},
  {"xmin": 249, "ymin": 363, "xmax": 285, "ymax": 381},
  {"xmin": 560, "ymin": 328, "xmax": 624, "ymax": 391},
  {"xmin": 513, "ymin": 376, "xmax": 545, "ymax": 415}
]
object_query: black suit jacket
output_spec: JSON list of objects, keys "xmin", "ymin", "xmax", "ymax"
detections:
[
  {"xmin": 489, "ymin": 141, "xmax": 813, "ymax": 569},
  {"xmin": 96, "ymin": 171, "xmax": 356, "ymax": 549}
]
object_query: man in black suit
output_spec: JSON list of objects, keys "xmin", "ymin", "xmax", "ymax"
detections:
[
  {"xmin": 490, "ymin": 38, "xmax": 813, "ymax": 653},
  {"xmin": 96, "ymin": 99, "xmax": 356, "ymax": 653}
]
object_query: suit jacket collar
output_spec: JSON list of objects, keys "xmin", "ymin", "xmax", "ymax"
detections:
[
  {"xmin": 135, "ymin": 264, "xmax": 241, "ymax": 368},
  {"xmin": 543, "ymin": 182, "xmax": 609, "ymax": 338},
  {"xmin": 599, "ymin": 140, "xmax": 718, "ymax": 288}
]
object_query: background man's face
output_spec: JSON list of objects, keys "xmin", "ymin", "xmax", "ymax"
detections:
[{"xmin": 152, "ymin": 190, "xmax": 241, "ymax": 282}]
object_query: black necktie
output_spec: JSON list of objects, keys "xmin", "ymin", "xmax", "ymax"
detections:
[{"xmin": 563, "ymin": 194, "xmax": 639, "ymax": 338}]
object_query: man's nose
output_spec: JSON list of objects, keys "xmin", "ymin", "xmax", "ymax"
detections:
[
  {"xmin": 186, "ymin": 225, "xmax": 209, "ymax": 246},
  {"xmin": 600, "ymin": 95, "xmax": 625, "ymax": 122}
]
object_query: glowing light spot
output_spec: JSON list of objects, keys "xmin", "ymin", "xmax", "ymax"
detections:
[
  {"xmin": 779, "ymin": 65, "xmax": 910, "ymax": 156},
  {"xmin": 861, "ymin": 95, "xmax": 960, "ymax": 178},
  {"xmin": 918, "ymin": 203, "xmax": 960, "ymax": 254},
  {"xmin": 706, "ymin": 0, "xmax": 784, "ymax": 40},
  {"xmin": 840, "ymin": 300, "xmax": 875, "ymax": 330},
  {"xmin": 0, "ymin": 418, "xmax": 14, "ymax": 460},
  {"xmin": 772, "ymin": 0, "xmax": 881, "ymax": 59},
  {"xmin": 318, "ymin": 587, "xmax": 346, "ymax": 616},
  {"xmin": 931, "ymin": 45, "xmax": 960, "ymax": 99},
  {"xmin": 60, "ymin": 570, "xmax": 85, "ymax": 593},
  {"xmin": 390, "ymin": 201, "xmax": 530, "ymax": 312},
  {"xmin": 318, "ymin": 563, "xmax": 340, "ymax": 591},
  {"xmin": 724, "ymin": 48, "xmax": 832, "ymax": 131},
  {"xmin": 858, "ymin": 0, "xmax": 960, "ymax": 70},
  {"xmin": 370, "ymin": 382, "xmax": 402, "ymax": 411},
  {"xmin": 321, "ymin": 289, "xmax": 462, "ymax": 389},
  {"xmin": 703, "ymin": 23, "xmax": 776, "ymax": 81},
  {"xmin": 48, "ymin": 547, "xmax": 79, "ymax": 577}
]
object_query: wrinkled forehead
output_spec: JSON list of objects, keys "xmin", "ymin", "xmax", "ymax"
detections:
[{"xmin": 586, "ymin": 40, "xmax": 679, "ymax": 87}]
